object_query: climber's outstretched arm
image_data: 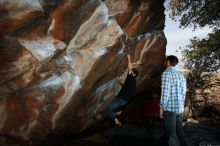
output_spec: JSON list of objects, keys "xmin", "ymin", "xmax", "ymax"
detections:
[{"xmin": 127, "ymin": 54, "xmax": 132, "ymax": 74}]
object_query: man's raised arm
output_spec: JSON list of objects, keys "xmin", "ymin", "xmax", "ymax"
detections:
[{"xmin": 127, "ymin": 54, "xmax": 132, "ymax": 74}]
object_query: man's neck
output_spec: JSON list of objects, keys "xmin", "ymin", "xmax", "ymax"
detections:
[{"xmin": 167, "ymin": 66, "xmax": 175, "ymax": 69}]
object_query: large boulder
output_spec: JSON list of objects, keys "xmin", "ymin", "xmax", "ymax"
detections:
[
  {"xmin": 184, "ymin": 73, "xmax": 220, "ymax": 124},
  {"xmin": 0, "ymin": 0, "xmax": 166, "ymax": 145}
]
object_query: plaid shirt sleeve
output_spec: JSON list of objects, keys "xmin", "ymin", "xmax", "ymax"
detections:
[{"xmin": 160, "ymin": 71, "xmax": 170, "ymax": 109}]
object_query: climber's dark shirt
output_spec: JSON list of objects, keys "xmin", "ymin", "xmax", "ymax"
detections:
[{"xmin": 117, "ymin": 74, "xmax": 136, "ymax": 102}]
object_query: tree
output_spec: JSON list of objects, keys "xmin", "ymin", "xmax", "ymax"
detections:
[
  {"xmin": 168, "ymin": 0, "xmax": 220, "ymax": 119},
  {"xmin": 182, "ymin": 29, "xmax": 220, "ymax": 73},
  {"xmin": 169, "ymin": 0, "xmax": 220, "ymax": 29},
  {"xmin": 182, "ymin": 29, "xmax": 220, "ymax": 117}
]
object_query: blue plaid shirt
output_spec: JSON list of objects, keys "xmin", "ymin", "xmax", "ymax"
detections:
[{"xmin": 160, "ymin": 67, "xmax": 186, "ymax": 113}]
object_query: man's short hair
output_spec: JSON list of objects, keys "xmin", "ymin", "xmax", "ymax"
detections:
[
  {"xmin": 132, "ymin": 68, "xmax": 138, "ymax": 78},
  {"xmin": 166, "ymin": 55, "xmax": 179, "ymax": 66}
]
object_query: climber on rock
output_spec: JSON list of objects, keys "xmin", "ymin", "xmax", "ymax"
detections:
[{"xmin": 94, "ymin": 53, "xmax": 138, "ymax": 127}]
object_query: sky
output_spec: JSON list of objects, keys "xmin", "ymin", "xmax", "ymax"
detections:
[{"xmin": 164, "ymin": 1, "xmax": 212, "ymax": 69}]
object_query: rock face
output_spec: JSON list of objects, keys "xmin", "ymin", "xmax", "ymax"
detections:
[
  {"xmin": 184, "ymin": 73, "xmax": 220, "ymax": 123},
  {"xmin": 193, "ymin": 73, "xmax": 220, "ymax": 122},
  {"xmin": 195, "ymin": 73, "xmax": 220, "ymax": 106},
  {"xmin": 0, "ymin": 0, "xmax": 166, "ymax": 145}
]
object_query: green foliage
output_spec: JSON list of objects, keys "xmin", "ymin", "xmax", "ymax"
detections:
[
  {"xmin": 169, "ymin": 0, "xmax": 220, "ymax": 29},
  {"xmin": 182, "ymin": 29, "xmax": 220, "ymax": 73}
]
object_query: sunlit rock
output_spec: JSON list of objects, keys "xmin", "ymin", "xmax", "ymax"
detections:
[{"xmin": 0, "ymin": 0, "xmax": 166, "ymax": 145}]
